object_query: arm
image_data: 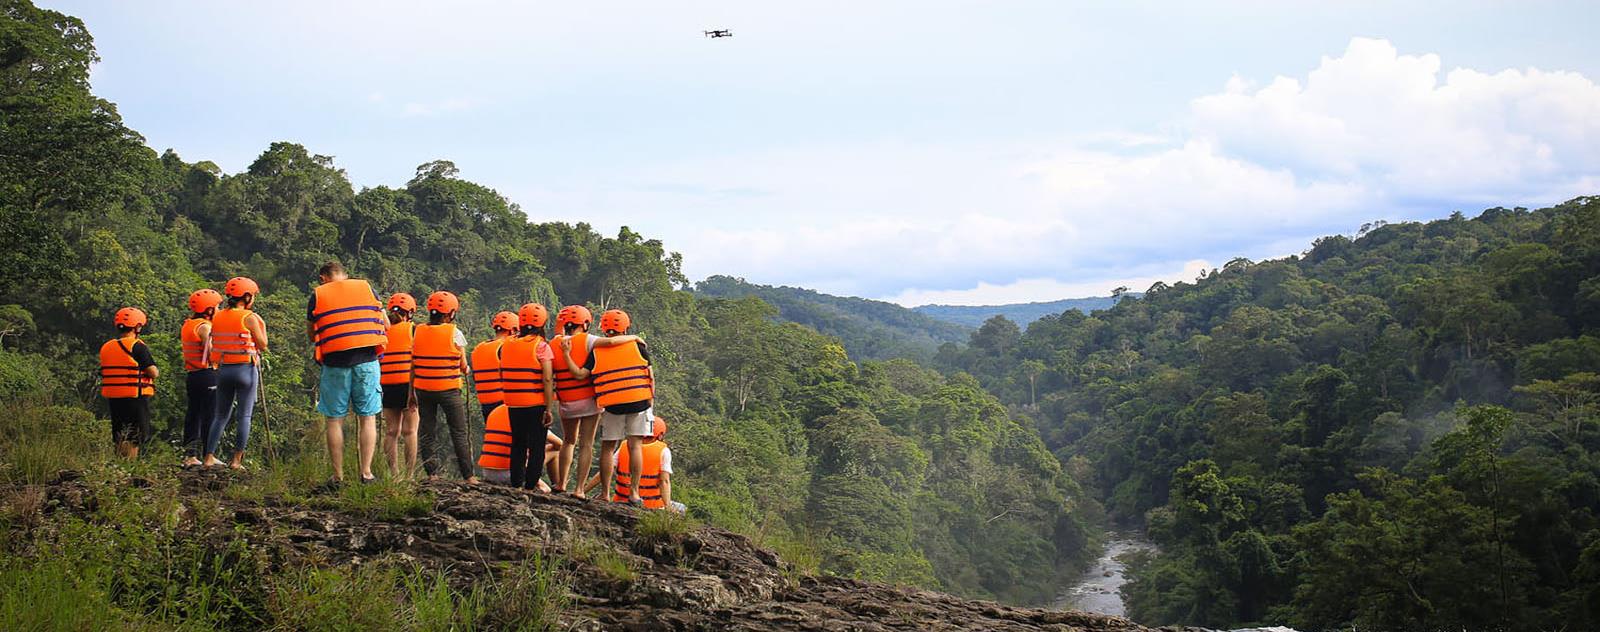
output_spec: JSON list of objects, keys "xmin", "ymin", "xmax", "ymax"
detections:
[
  {"xmin": 566, "ymin": 336, "xmax": 593, "ymax": 380},
  {"xmin": 591, "ymin": 335, "xmax": 641, "ymax": 348},
  {"xmin": 143, "ymin": 364, "xmax": 160, "ymax": 381},
  {"xmin": 247, "ymin": 313, "xmax": 270, "ymax": 353},
  {"xmin": 540, "ymin": 356, "xmax": 556, "ymax": 421},
  {"xmin": 198, "ymin": 322, "xmax": 215, "ymax": 369},
  {"xmin": 660, "ymin": 471, "xmax": 672, "ymax": 507},
  {"xmin": 305, "ymin": 321, "xmax": 315, "ymax": 344}
]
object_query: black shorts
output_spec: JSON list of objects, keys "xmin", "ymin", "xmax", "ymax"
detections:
[
  {"xmin": 108, "ymin": 396, "xmax": 152, "ymax": 445},
  {"xmin": 381, "ymin": 383, "xmax": 413, "ymax": 410}
]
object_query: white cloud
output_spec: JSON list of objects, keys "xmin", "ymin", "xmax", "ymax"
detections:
[
  {"xmin": 885, "ymin": 259, "xmax": 1213, "ymax": 307},
  {"xmin": 517, "ymin": 37, "xmax": 1600, "ymax": 303},
  {"xmin": 1189, "ymin": 37, "xmax": 1600, "ymax": 203}
]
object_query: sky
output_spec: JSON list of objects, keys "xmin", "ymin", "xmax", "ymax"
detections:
[{"xmin": 54, "ymin": 1, "xmax": 1600, "ymax": 306}]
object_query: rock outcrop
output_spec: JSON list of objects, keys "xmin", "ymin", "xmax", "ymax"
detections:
[{"xmin": 30, "ymin": 469, "xmax": 1189, "ymax": 631}]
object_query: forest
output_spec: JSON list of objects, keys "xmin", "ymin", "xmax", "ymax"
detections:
[
  {"xmin": 0, "ymin": 0, "xmax": 1091, "ymax": 614},
  {"xmin": 943, "ymin": 199, "xmax": 1600, "ymax": 629},
  {"xmin": 7, "ymin": 2, "xmax": 1600, "ymax": 631}
]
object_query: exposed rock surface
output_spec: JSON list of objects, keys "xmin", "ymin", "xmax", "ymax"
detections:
[{"xmin": 28, "ymin": 468, "xmax": 1197, "ymax": 631}]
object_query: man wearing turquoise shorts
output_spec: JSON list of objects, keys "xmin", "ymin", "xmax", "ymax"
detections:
[{"xmin": 306, "ymin": 261, "xmax": 387, "ymax": 486}]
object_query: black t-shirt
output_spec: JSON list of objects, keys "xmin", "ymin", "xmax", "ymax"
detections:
[
  {"xmin": 129, "ymin": 340, "xmax": 155, "ymax": 369},
  {"xmin": 584, "ymin": 340, "xmax": 651, "ymax": 414},
  {"xmin": 307, "ymin": 286, "xmax": 383, "ymax": 367}
]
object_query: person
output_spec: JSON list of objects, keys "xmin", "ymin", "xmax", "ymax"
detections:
[
  {"xmin": 306, "ymin": 261, "xmax": 387, "ymax": 485},
  {"xmin": 379, "ymin": 292, "xmax": 421, "ymax": 480},
  {"xmin": 179, "ymin": 289, "xmax": 222, "ymax": 467},
  {"xmin": 610, "ymin": 416, "xmax": 683, "ymax": 512},
  {"xmin": 471, "ymin": 311, "xmax": 520, "ymax": 419},
  {"xmin": 100, "ymin": 307, "xmax": 158, "ymax": 459},
  {"xmin": 565, "ymin": 309, "xmax": 653, "ymax": 506},
  {"xmin": 478, "ymin": 403, "xmax": 563, "ymax": 489},
  {"xmin": 552, "ymin": 305, "xmax": 602, "ymax": 496},
  {"xmin": 413, "ymin": 291, "xmax": 477, "ymax": 483},
  {"xmin": 499, "ymin": 303, "xmax": 558, "ymax": 490},
  {"xmin": 209, "ymin": 277, "xmax": 269, "ymax": 470}
]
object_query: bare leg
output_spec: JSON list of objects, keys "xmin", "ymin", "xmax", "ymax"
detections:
[
  {"xmin": 324, "ymin": 417, "xmax": 345, "ymax": 481},
  {"xmin": 626, "ymin": 435, "xmax": 645, "ymax": 503},
  {"xmin": 357, "ymin": 414, "xmax": 378, "ymax": 480},
  {"xmin": 558, "ymin": 416, "xmax": 578, "ymax": 490},
  {"xmin": 402, "ymin": 407, "xmax": 420, "ymax": 479},
  {"xmin": 597, "ymin": 439, "xmax": 620, "ymax": 503},
  {"xmin": 545, "ymin": 432, "xmax": 564, "ymax": 487},
  {"xmin": 572, "ymin": 415, "xmax": 600, "ymax": 497},
  {"xmin": 382, "ymin": 408, "xmax": 401, "ymax": 477}
]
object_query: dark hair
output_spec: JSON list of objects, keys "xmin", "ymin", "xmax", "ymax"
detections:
[
  {"xmin": 519, "ymin": 324, "xmax": 546, "ymax": 338},
  {"xmin": 227, "ymin": 294, "xmax": 252, "ymax": 308},
  {"xmin": 429, "ymin": 311, "xmax": 450, "ymax": 325},
  {"xmin": 318, "ymin": 260, "xmax": 345, "ymax": 279},
  {"xmin": 193, "ymin": 306, "xmax": 216, "ymax": 319},
  {"xmin": 563, "ymin": 322, "xmax": 583, "ymax": 334},
  {"xmin": 116, "ymin": 324, "xmax": 139, "ymax": 334}
]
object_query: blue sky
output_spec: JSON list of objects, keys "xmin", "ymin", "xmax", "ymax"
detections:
[{"xmin": 56, "ymin": 1, "xmax": 1600, "ymax": 305}]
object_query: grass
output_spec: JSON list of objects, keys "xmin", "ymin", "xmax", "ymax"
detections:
[
  {"xmin": 0, "ymin": 401, "xmax": 111, "ymax": 484},
  {"xmin": 570, "ymin": 535, "xmax": 637, "ymax": 583},
  {"xmin": 635, "ymin": 507, "xmax": 699, "ymax": 543},
  {"xmin": 0, "ymin": 393, "xmax": 569, "ymax": 631}
]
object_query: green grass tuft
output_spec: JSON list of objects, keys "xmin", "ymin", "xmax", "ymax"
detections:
[{"xmin": 635, "ymin": 508, "xmax": 699, "ymax": 543}]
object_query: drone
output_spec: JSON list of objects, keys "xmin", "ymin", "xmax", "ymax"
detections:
[{"xmin": 704, "ymin": 29, "xmax": 732, "ymax": 38}]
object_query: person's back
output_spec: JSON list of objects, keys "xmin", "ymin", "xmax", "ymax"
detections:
[
  {"xmin": 411, "ymin": 291, "xmax": 476, "ymax": 483},
  {"xmin": 306, "ymin": 261, "xmax": 385, "ymax": 485},
  {"xmin": 180, "ymin": 289, "xmax": 223, "ymax": 467},
  {"xmin": 610, "ymin": 417, "xmax": 682, "ymax": 512},
  {"xmin": 100, "ymin": 307, "xmax": 158, "ymax": 460},
  {"xmin": 470, "ymin": 311, "xmax": 520, "ymax": 419},
  {"xmin": 477, "ymin": 405, "xmax": 513, "ymax": 484}
]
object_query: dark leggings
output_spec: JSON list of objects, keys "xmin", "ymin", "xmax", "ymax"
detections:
[
  {"xmin": 209, "ymin": 363, "xmax": 256, "ymax": 456},
  {"xmin": 417, "ymin": 388, "xmax": 474, "ymax": 479},
  {"xmin": 184, "ymin": 369, "xmax": 217, "ymax": 458},
  {"xmin": 507, "ymin": 405, "xmax": 548, "ymax": 489}
]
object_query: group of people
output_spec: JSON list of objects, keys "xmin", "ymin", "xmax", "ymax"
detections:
[{"xmin": 98, "ymin": 261, "xmax": 680, "ymax": 510}]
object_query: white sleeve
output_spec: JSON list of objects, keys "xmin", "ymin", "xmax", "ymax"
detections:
[
  {"xmin": 586, "ymin": 334, "xmax": 598, "ymax": 352},
  {"xmin": 659, "ymin": 446, "xmax": 672, "ymax": 474},
  {"xmin": 453, "ymin": 329, "xmax": 468, "ymax": 347}
]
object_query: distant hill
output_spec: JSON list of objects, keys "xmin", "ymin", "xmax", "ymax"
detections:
[
  {"xmin": 913, "ymin": 296, "xmax": 1129, "ymax": 328},
  {"xmin": 694, "ymin": 276, "xmax": 971, "ymax": 361}
]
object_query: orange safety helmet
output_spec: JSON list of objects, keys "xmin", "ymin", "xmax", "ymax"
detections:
[
  {"xmin": 518, "ymin": 303, "xmax": 549, "ymax": 328},
  {"xmin": 652, "ymin": 415, "xmax": 667, "ymax": 439},
  {"xmin": 114, "ymin": 307, "xmax": 148, "ymax": 329},
  {"xmin": 188, "ymin": 288, "xmax": 224, "ymax": 313},
  {"xmin": 388, "ymin": 292, "xmax": 418, "ymax": 312},
  {"xmin": 556, "ymin": 305, "xmax": 593, "ymax": 328},
  {"xmin": 224, "ymin": 276, "xmax": 260, "ymax": 298},
  {"xmin": 492, "ymin": 311, "xmax": 520, "ymax": 332},
  {"xmin": 599, "ymin": 309, "xmax": 631, "ymax": 334},
  {"xmin": 427, "ymin": 291, "xmax": 460, "ymax": 314}
]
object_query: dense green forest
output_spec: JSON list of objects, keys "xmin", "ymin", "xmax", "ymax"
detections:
[
  {"xmin": 694, "ymin": 275, "xmax": 971, "ymax": 362},
  {"xmin": 943, "ymin": 201, "xmax": 1600, "ymax": 630},
  {"xmin": 0, "ymin": 0, "xmax": 1091, "ymax": 608},
  {"xmin": 914, "ymin": 295, "xmax": 1126, "ymax": 329}
]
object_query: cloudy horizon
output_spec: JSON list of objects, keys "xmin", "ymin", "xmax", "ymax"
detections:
[{"xmin": 58, "ymin": 1, "xmax": 1600, "ymax": 306}]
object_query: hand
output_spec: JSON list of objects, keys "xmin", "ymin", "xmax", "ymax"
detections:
[
  {"xmin": 559, "ymin": 338, "xmax": 570, "ymax": 351},
  {"xmin": 543, "ymin": 409, "xmax": 553, "ymax": 425}
]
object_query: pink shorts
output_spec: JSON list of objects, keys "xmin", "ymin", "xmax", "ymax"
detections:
[{"xmin": 558, "ymin": 397, "xmax": 600, "ymax": 419}]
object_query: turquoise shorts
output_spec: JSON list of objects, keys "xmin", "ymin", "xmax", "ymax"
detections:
[{"xmin": 316, "ymin": 360, "xmax": 382, "ymax": 417}]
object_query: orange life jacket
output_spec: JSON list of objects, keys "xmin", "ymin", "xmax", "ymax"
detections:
[
  {"xmin": 477, "ymin": 405, "xmax": 513, "ymax": 470},
  {"xmin": 591, "ymin": 340, "xmax": 652, "ymax": 408},
  {"xmin": 209, "ymin": 308, "xmax": 258, "ymax": 365},
  {"xmin": 500, "ymin": 335, "xmax": 549, "ymax": 408},
  {"xmin": 180, "ymin": 317, "xmax": 211, "ymax": 371},
  {"xmin": 99, "ymin": 337, "xmax": 154, "ymax": 398},
  {"xmin": 470, "ymin": 339, "xmax": 507, "ymax": 405},
  {"xmin": 310, "ymin": 279, "xmax": 386, "ymax": 362},
  {"xmin": 613, "ymin": 440, "xmax": 668, "ymax": 509},
  {"xmin": 551, "ymin": 332, "xmax": 596, "ymax": 403},
  {"xmin": 379, "ymin": 320, "xmax": 415, "ymax": 386},
  {"xmin": 411, "ymin": 323, "xmax": 462, "ymax": 392}
]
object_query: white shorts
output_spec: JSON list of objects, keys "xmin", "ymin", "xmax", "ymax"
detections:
[
  {"xmin": 558, "ymin": 397, "xmax": 600, "ymax": 420},
  {"xmin": 599, "ymin": 407, "xmax": 653, "ymax": 441}
]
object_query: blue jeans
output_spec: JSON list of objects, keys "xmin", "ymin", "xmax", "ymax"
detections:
[{"xmin": 209, "ymin": 363, "xmax": 257, "ymax": 456}]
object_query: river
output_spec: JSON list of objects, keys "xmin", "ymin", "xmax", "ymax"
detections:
[
  {"xmin": 1052, "ymin": 534, "xmax": 1155, "ymax": 617},
  {"xmin": 1054, "ymin": 535, "xmax": 1299, "ymax": 632}
]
